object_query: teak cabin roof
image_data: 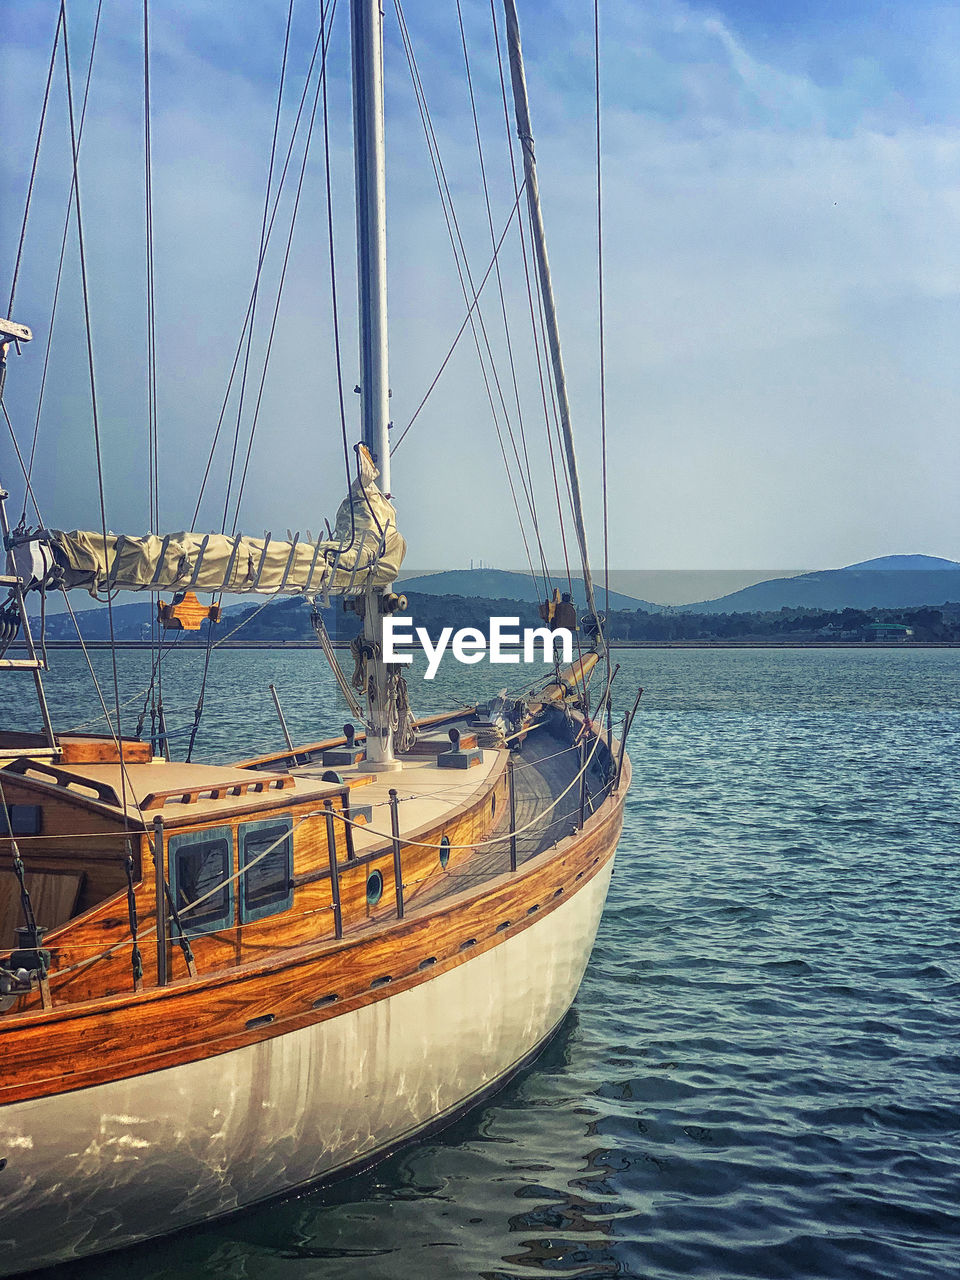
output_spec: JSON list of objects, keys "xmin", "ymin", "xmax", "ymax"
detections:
[{"xmin": 1, "ymin": 756, "xmax": 350, "ymax": 829}]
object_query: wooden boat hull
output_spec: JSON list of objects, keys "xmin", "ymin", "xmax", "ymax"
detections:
[{"xmin": 0, "ymin": 841, "xmax": 616, "ymax": 1274}]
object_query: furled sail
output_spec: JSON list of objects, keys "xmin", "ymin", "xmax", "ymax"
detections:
[{"xmin": 9, "ymin": 446, "xmax": 404, "ymax": 599}]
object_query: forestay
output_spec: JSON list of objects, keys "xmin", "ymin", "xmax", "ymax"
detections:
[{"xmin": 8, "ymin": 447, "xmax": 404, "ymax": 599}]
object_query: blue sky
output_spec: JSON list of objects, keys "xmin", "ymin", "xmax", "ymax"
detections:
[{"xmin": 2, "ymin": 0, "xmax": 958, "ymax": 572}]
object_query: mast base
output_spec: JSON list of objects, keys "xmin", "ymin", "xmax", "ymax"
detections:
[{"xmin": 358, "ymin": 757, "xmax": 402, "ymax": 773}]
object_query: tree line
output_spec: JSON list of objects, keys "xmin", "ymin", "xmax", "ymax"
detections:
[{"xmin": 220, "ymin": 595, "xmax": 960, "ymax": 644}]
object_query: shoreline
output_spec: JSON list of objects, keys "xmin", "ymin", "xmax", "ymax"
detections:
[{"xmin": 21, "ymin": 640, "xmax": 960, "ymax": 652}]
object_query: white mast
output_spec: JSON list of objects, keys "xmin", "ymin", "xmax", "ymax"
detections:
[
  {"xmin": 351, "ymin": 0, "xmax": 390, "ymax": 496},
  {"xmin": 501, "ymin": 0, "xmax": 603, "ymax": 637},
  {"xmin": 351, "ymin": 0, "xmax": 399, "ymax": 768}
]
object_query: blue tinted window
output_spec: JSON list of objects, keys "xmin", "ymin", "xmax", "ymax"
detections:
[
  {"xmin": 169, "ymin": 826, "xmax": 233, "ymax": 935},
  {"xmin": 239, "ymin": 817, "xmax": 293, "ymax": 922},
  {"xmin": 2, "ymin": 805, "xmax": 42, "ymax": 836}
]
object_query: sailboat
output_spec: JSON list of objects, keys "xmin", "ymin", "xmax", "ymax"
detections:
[{"xmin": 0, "ymin": 1, "xmax": 634, "ymax": 1272}]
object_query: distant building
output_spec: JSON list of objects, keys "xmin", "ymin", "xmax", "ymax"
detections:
[{"xmin": 863, "ymin": 622, "xmax": 913, "ymax": 640}]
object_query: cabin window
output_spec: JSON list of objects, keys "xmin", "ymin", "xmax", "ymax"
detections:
[
  {"xmin": 169, "ymin": 826, "xmax": 233, "ymax": 936},
  {"xmin": 239, "ymin": 816, "xmax": 293, "ymax": 923},
  {"xmin": 2, "ymin": 805, "xmax": 42, "ymax": 836},
  {"xmin": 439, "ymin": 835, "xmax": 450, "ymax": 869}
]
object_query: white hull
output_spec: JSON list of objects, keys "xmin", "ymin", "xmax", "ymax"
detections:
[{"xmin": 0, "ymin": 860, "xmax": 612, "ymax": 1274}]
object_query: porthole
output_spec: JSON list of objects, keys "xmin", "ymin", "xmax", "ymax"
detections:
[
  {"xmin": 491, "ymin": 794, "xmax": 497, "ymax": 818},
  {"xmin": 366, "ymin": 869, "xmax": 384, "ymax": 906},
  {"xmin": 439, "ymin": 835, "xmax": 450, "ymax": 869}
]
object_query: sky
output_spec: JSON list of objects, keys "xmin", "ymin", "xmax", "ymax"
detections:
[{"xmin": 1, "ymin": 0, "xmax": 958, "ymax": 576}]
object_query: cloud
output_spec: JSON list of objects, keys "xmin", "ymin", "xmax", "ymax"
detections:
[{"xmin": 1, "ymin": 0, "xmax": 958, "ymax": 575}]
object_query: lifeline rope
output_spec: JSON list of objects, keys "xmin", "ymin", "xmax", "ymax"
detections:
[{"xmin": 41, "ymin": 696, "xmax": 614, "ymax": 984}]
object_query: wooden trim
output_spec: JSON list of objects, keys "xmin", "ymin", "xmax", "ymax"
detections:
[
  {"xmin": 0, "ymin": 770, "xmax": 143, "ymax": 828},
  {"xmin": 0, "ymin": 775, "xmax": 625, "ymax": 1105},
  {"xmin": 4, "ymin": 758, "xmax": 121, "ymax": 807},
  {"xmin": 141, "ymin": 774, "xmax": 294, "ymax": 810}
]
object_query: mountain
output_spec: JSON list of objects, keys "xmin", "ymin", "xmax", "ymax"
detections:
[
  {"xmin": 396, "ymin": 568, "xmax": 656, "ymax": 612},
  {"xmin": 842, "ymin": 554, "xmax": 960, "ymax": 572},
  {"xmin": 679, "ymin": 555, "xmax": 960, "ymax": 615},
  {"xmin": 37, "ymin": 597, "xmax": 252, "ymax": 642},
  {"xmin": 40, "ymin": 599, "xmax": 162, "ymax": 642}
]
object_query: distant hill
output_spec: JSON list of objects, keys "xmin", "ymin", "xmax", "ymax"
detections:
[
  {"xmin": 679, "ymin": 555, "xmax": 960, "ymax": 614},
  {"xmin": 32, "ymin": 555, "xmax": 960, "ymax": 636},
  {"xmin": 842, "ymin": 554, "xmax": 960, "ymax": 572},
  {"xmin": 41, "ymin": 599, "xmax": 160, "ymax": 642},
  {"xmin": 396, "ymin": 568, "xmax": 655, "ymax": 612},
  {"xmin": 38, "ymin": 597, "xmax": 250, "ymax": 642}
]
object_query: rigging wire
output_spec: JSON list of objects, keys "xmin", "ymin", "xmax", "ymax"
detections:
[
  {"xmin": 21, "ymin": 0, "xmax": 104, "ymax": 525},
  {"xmin": 187, "ymin": 0, "xmax": 301, "ymax": 764},
  {"xmin": 320, "ymin": 0, "xmax": 357, "ymax": 542},
  {"xmin": 1, "ymin": 402, "xmax": 41, "ymax": 516},
  {"xmin": 454, "ymin": 0, "xmax": 549, "ymax": 598},
  {"xmin": 393, "ymin": 0, "xmax": 544, "ymax": 593},
  {"xmin": 6, "ymin": 9, "xmax": 63, "ymax": 317},
  {"xmin": 186, "ymin": 4, "xmax": 333, "ymax": 761},
  {"xmin": 594, "ymin": 0, "xmax": 613, "ymax": 724},
  {"xmin": 594, "ymin": 0, "xmax": 609, "ymax": 616},
  {"xmin": 490, "ymin": 0, "xmax": 597, "ymax": 716},
  {"xmin": 60, "ymin": 0, "xmax": 130, "ymax": 828},
  {"xmin": 143, "ymin": 0, "xmax": 164, "ymax": 749},
  {"xmin": 491, "ymin": 0, "xmax": 593, "ymax": 698},
  {"xmin": 390, "ymin": 186, "xmax": 524, "ymax": 458},
  {"xmin": 143, "ymin": 0, "xmax": 159, "ymax": 540},
  {"xmin": 388, "ymin": 185, "xmax": 526, "ymax": 455},
  {"xmin": 189, "ymin": 21, "xmax": 327, "ymax": 530},
  {"xmin": 220, "ymin": 0, "xmax": 296, "ymax": 541},
  {"xmin": 396, "ymin": 1, "xmax": 543, "ymax": 550},
  {"xmin": 488, "ymin": 0, "xmax": 563, "ymax": 598},
  {"xmin": 230, "ymin": 0, "xmax": 339, "ymax": 537}
]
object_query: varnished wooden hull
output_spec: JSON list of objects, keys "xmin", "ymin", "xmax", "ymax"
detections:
[{"xmin": 0, "ymin": 844, "xmax": 616, "ymax": 1274}]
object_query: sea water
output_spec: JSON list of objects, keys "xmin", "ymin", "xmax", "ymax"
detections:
[{"xmin": 8, "ymin": 646, "xmax": 960, "ymax": 1280}]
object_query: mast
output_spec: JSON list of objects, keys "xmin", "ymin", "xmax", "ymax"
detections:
[
  {"xmin": 351, "ymin": 0, "xmax": 390, "ymax": 496},
  {"xmin": 501, "ymin": 0, "xmax": 603, "ymax": 637},
  {"xmin": 351, "ymin": 0, "xmax": 399, "ymax": 768}
]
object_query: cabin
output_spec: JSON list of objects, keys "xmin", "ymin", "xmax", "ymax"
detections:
[{"xmin": 0, "ymin": 719, "xmax": 535, "ymax": 1006}]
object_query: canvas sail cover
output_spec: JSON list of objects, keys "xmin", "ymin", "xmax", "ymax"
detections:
[{"xmin": 13, "ymin": 447, "xmax": 404, "ymax": 598}]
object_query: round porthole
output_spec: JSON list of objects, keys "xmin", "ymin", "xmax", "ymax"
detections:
[
  {"xmin": 439, "ymin": 835, "xmax": 450, "ymax": 869},
  {"xmin": 366, "ymin": 869, "xmax": 384, "ymax": 906}
]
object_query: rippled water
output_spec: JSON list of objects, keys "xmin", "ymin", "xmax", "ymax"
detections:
[{"xmin": 12, "ymin": 647, "xmax": 960, "ymax": 1279}]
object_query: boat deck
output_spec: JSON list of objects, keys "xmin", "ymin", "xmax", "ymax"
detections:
[
  {"xmin": 0, "ymin": 708, "xmax": 613, "ymax": 977},
  {"xmin": 281, "ymin": 718, "xmax": 598, "ymax": 919}
]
